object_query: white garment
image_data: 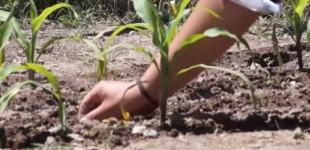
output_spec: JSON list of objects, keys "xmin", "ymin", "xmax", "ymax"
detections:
[{"xmin": 230, "ymin": 0, "xmax": 282, "ymax": 14}]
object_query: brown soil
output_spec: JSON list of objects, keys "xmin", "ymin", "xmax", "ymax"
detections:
[{"xmin": 0, "ymin": 22, "xmax": 310, "ymax": 149}]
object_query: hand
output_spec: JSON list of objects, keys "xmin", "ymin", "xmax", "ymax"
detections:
[{"xmin": 78, "ymin": 81, "xmax": 156, "ymax": 121}]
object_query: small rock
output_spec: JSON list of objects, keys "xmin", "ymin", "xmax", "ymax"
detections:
[
  {"xmin": 177, "ymin": 135, "xmax": 188, "ymax": 143},
  {"xmin": 45, "ymin": 136, "xmax": 56, "ymax": 145},
  {"xmin": 131, "ymin": 125, "xmax": 146, "ymax": 135},
  {"xmin": 288, "ymin": 108, "xmax": 303, "ymax": 116},
  {"xmin": 67, "ymin": 133, "xmax": 84, "ymax": 142},
  {"xmin": 143, "ymin": 129, "xmax": 158, "ymax": 138},
  {"xmin": 36, "ymin": 126, "xmax": 46, "ymax": 133},
  {"xmin": 250, "ymin": 62, "xmax": 257, "ymax": 71},
  {"xmin": 109, "ymin": 135, "xmax": 123, "ymax": 146},
  {"xmin": 168, "ymin": 129, "xmax": 179, "ymax": 137},
  {"xmin": 293, "ymin": 127, "xmax": 305, "ymax": 140},
  {"xmin": 102, "ymin": 117, "xmax": 118, "ymax": 126},
  {"xmin": 250, "ymin": 140, "xmax": 263, "ymax": 149},
  {"xmin": 0, "ymin": 120, "xmax": 5, "ymax": 126},
  {"xmin": 48, "ymin": 125, "xmax": 62, "ymax": 134},
  {"xmin": 289, "ymin": 81, "xmax": 297, "ymax": 87}
]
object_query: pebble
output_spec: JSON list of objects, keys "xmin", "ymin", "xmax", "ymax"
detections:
[
  {"xmin": 109, "ymin": 135, "xmax": 123, "ymax": 146},
  {"xmin": 250, "ymin": 62, "xmax": 257, "ymax": 71},
  {"xmin": 293, "ymin": 127, "xmax": 305, "ymax": 140},
  {"xmin": 67, "ymin": 133, "xmax": 84, "ymax": 142},
  {"xmin": 289, "ymin": 81, "xmax": 297, "ymax": 88},
  {"xmin": 102, "ymin": 117, "xmax": 118, "ymax": 126},
  {"xmin": 45, "ymin": 136, "xmax": 56, "ymax": 145},
  {"xmin": 168, "ymin": 129, "xmax": 179, "ymax": 137},
  {"xmin": 288, "ymin": 108, "xmax": 303, "ymax": 116},
  {"xmin": 48, "ymin": 125, "xmax": 62, "ymax": 134},
  {"xmin": 143, "ymin": 129, "xmax": 158, "ymax": 138},
  {"xmin": 131, "ymin": 125, "xmax": 147, "ymax": 135}
]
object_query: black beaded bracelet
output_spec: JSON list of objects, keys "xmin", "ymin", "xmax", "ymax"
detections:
[{"xmin": 136, "ymin": 79, "xmax": 158, "ymax": 108}]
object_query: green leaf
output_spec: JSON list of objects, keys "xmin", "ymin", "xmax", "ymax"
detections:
[
  {"xmin": 177, "ymin": 64, "xmax": 260, "ymax": 109},
  {"xmin": 29, "ymin": 0, "xmax": 38, "ymax": 20},
  {"xmin": 84, "ymin": 39, "xmax": 101, "ymax": 53},
  {"xmin": 103, "ymin": 23, "xmax": 152, "ymax": 49},
  {"xmin": 0, "ymin": 63, "xmax": 60, "ymax": 99},
  {"xmin": 133, "ymin": 0, "xmax": 160, "ymax": 28},
  {"xmin": 24, "ymin": 63, "xmax": 61, "ymax": 99},
  {"xmin": 133, "ymin": 0, "xmax": 166, "ymax": 48},
  {"xmin": 180, "ymin": 28, "xmax": 250, "ymax": 49},
  {"xmin": 295, "ymin": 0, "xmax": 309, "ymax": 17},
  {"xmin": 0, "ymin": 10, "xmax": 10, "ymax": 22},
  {"xmin": 165, "ymin": 0, "xmax": 191, "ymax": 45},
  {"xmin": 0, "ymin": 63, "xmax": 25, "ymax": 84},
  {"xmin": 0, "ymin": 1, "xmax": 18, "ymax": 66},
  {"xmin": 0, "ymin": 4, "xmax": 29, "ymax": 51},
  {"xmin": 0, "ymin": 81, "xmax": 36, "ymax": 112},
  {"xmin": 0, "ymin": 63, "xmax": 65, "ymax": 129},
  {"xmin": 199, "ymin": 7, "xmax": 221, "ymax": 20},
  {"xmin": 204, "ymin": 28, "xmax": 237, "ymax": 39},
  {"xmin": 307, "ymin": 19, "xmax": 310, "ymax": 47},
  {"xmin": 35, "ymin": 37, "xmax": 67, "ymax": 63},
  {"xmin": 32, "ymin": 3, "xmax": 73, "ymax": 33},
  {"xmin": 0, "ymin": 13, "xmax": 14, "ymax": 66}
]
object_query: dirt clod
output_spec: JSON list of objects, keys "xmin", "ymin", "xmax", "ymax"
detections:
[
  {"xmin": 293, "ymin": 127, "xmax": 305, "ymax": 140},
  {"xmin": 143, "ymin": 129, "xmax": 159, "ymax": 138}
]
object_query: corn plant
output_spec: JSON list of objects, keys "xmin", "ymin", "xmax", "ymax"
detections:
[
  {"xmin": 0, "ymin": 15, "xmax": 13, "ymax": 69},
  {"xmin": 84, "ymin": 24, "xmax": 156, "ymax": 81},
  {"xmin": 273, "ymin": 0, "xmax": 310, "ymax": 69},
  {"xmin": 0, "ymin": 2, "xmax": 17, "ymax": 68},
  {"xmin": 0, "ymin": 0, "xmax": 77, "ymax": 79},
  {"xmin": 111, "ymin": 0, "xmax": 252, "ymax": 126},
  {"xmin": 0, "ymin": 63, "xmax": 65, "ymax": 130}
]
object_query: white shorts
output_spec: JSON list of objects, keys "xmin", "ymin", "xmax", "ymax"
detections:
[{"xmin": 230, "ymin": 0, "xmax": 282, "ymax": 14}]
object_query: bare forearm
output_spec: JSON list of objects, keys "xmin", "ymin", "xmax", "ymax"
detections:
[{"xmin": 141, "ymin": 0, "xmax": 259, "ymax": 100}]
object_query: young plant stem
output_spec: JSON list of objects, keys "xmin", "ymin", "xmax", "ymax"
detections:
[
  {"xmin": 28, "ymin": 33, "xmax": 37, "ymax": 80},
  {"xmin": 160, "ymin": 58, "xmax": 169, "ymax": 126},
  {"xmin": 0, "ymin": 49, "xmax": 4, "ymax": 66},
  {"xmin": 97, "ymin": 59, "xmax": 107, "ymax": 81},
  {"xmin": 296, "ymin": 34, "xmax": 303, "ymax": 70}
]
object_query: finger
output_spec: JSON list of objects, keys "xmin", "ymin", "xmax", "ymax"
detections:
[
  {"xmin": 81, "ymin": 103, "xmax": 107, "ymax": 121},
  {"xmin": 78, "ymin": 87, "xmax": 102, "ymax": 118}
]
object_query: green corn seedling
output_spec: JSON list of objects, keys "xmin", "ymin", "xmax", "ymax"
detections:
[
  {"xmin": 113, "ymin": 0, "xmax": 251, "ymax": 126},
  {"xmin": 273, "ymin": 0, "xmax": 310, "ymax": 69},
  {"xmin": 0, "ymin": 1, "xmax": 17, "ymax": 68},
  {"xmin": 84, "ymin": 23, "xmax": 156, "ymax": 81},
  {"xmin": 0, "ymin": 15, "xmax": 13, "ymax": 69},
  {"xmin": 0, "ymin": 63, "xmax": 65, "ymax": 130},
  {"xmin": 0, "ymin": 0, "xmax": 77, "ymax": 79}
]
